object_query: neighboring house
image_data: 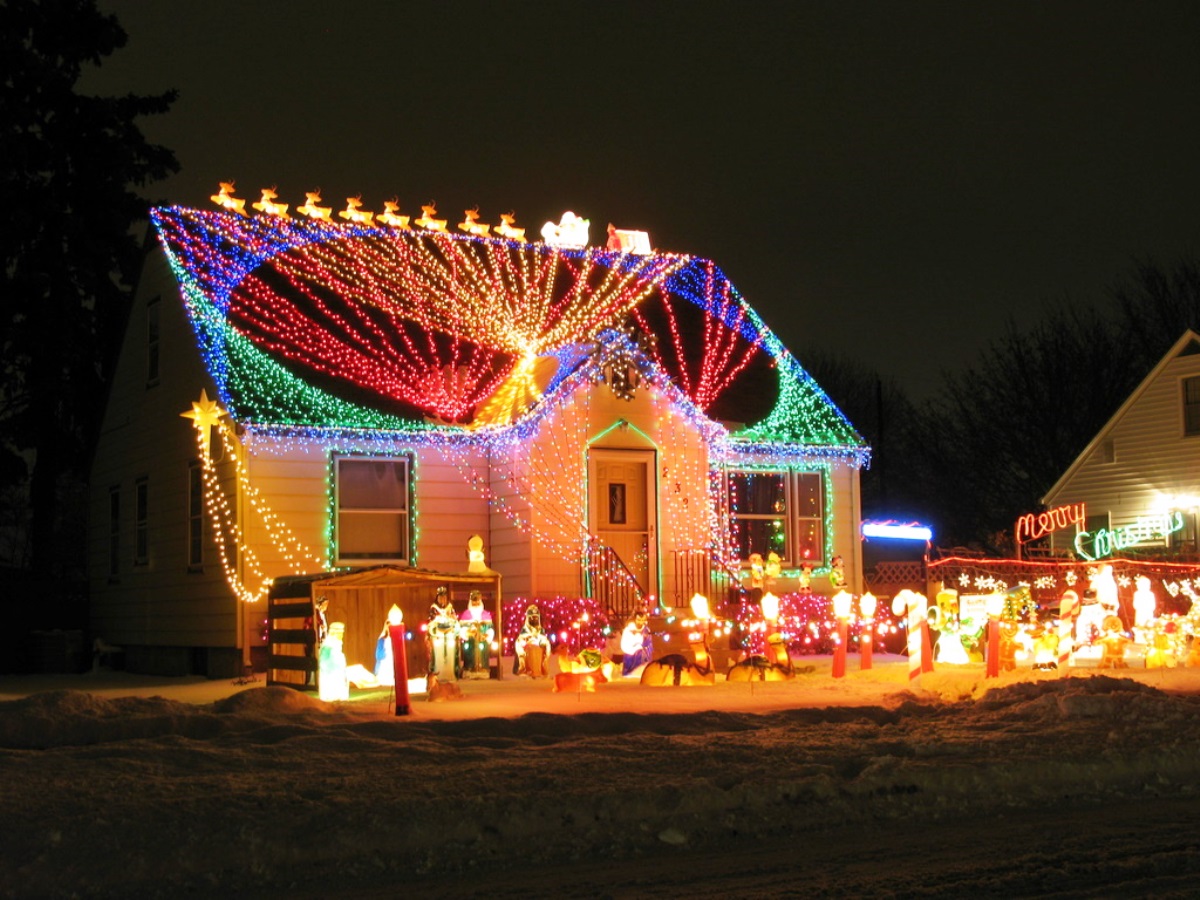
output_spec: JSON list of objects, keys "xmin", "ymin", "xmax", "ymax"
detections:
[
  {"xmin": 1042, "ymin": 330, "xmax": 1200, "ymax": 560},
  {"xmin": 88, "ymin": 194, "xmax": 869, "ymax": 676}
]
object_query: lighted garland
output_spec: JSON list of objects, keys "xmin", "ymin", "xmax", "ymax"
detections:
[
  {"xmin": 500, "ymin": 596, "xmax": 616, "ymax": 655},
  {"xmin": 151, "ymin": 203, "xmax": 866, "ymax": 454},
  {"xmin": 929, "ymin": 555, "xmax": 1200, "ymax": 618},
  {"xmin": 731, "ymin": 592, "xmax": 903, "ymax": 656},
  {"xmin": 155, "ymin": 196, "xmax": 873, "ymax": 590},
  {"xmin": 182, "ymin": 393, "xmax": 325, "ymax": 603}
]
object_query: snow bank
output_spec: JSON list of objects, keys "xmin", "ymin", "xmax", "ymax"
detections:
[{"xmin": 3, "ymin": 670, "xmax": 1200, "ymax": 897}]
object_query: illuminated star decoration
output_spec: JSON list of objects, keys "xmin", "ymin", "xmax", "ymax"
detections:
[
  {"xmin": 180, "ymin": 389, "xmax": 324, "ymax": 603},
  {"xmin": 179, "ymin": 388, "xmax": 225, "ymax": 457}
]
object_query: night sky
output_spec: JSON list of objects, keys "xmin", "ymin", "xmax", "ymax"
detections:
[{"xmin": 84, "ymin": 0, "xmax": 1200, "ymax": 399}]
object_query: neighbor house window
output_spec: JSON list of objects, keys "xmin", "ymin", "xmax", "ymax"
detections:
[
  {"xmin": 1184, "ymin": 376, "xmax": 1200, "ymax": 436},
  {"xmin": 334, "ymin": 456, "xmax": 412, "ymax": 565},
  {"xmin": 108, "ymin": 487, "xmax": 120, "ymax": 578},
  {"xmin": 1170, "ymin": 509, "xmax": 1197, "ymax": 553},
  {"xmin": 727, "ymin": 470, "xmax": 826, "ymax": 565},
  {"xmin": 1052, "ymin": 510, "xmax": 1108, "ymax": 556},
  {"xmin": 134, "ymin": 477, "xmax": 149, "ymax": 565},
  {"xmin": 188, "ymin": 461, "xmax": 203, "ymax": 569},
  {"xmin": 146, "ymin": 298, "xmax": 160, "ymax": 385}
]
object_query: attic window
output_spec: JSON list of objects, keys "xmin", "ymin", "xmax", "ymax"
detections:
[
  {"xmin": 1184, "ymin": 376, "xmax": 1200, "ymax": 436},
  {"xmin": 1100, "ymin": 439, "xmax": 1116, "ymax": 463},
  {"xmin": 334, "ymin": 456, "xmax": 412, "ymax": 565}
]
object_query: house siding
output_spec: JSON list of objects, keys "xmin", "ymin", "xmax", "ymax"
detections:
[
  {"xmin": 242, "ymin": 441, "xmax": 492, "ymax": 577},
  {"xmin": 1044, "ymin": 340, "xmax": 1200, "ymax": 552},
  {"xmin": 88, "ymin": 251, "xmax": 242, "ymax": 675},
  {"xmin": 92, "ymin": 231, "xmax": 868, "ymax": 673}
]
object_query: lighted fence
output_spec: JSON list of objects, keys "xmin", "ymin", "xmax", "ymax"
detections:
[{"xmin": 928, "ymin": 555, "xmax": 1199, "ymax": 617}]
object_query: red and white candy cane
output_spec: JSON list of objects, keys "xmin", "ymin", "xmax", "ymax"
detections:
[{"xmin": 891, "ymin": 590, "xmax": 929, "ymax": 681}]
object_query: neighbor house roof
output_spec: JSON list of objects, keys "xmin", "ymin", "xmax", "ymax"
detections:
[
  {"xmin": 151, "ymin": 205, "xmax": 866, "ymax": 458},
  {"xmin": 1042, "ymin": 329, "xmax": 1200, "ymax": 504}
]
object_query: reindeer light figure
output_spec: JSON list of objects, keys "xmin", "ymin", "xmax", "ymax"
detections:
[
  {"xmin": 251, "ymin": 187, "xmax": 290, "ymax": 218},
  {"xmin": 378, "ymin": 199, "xmax": 410, "ymax": 229},
  {"xmin": 414, "ymin": 202, "xmax": 448, "ymax": 232},
  {"xmin": 338, "ymin": 196, "xmax": 374, "ymax": 226},
  {"xmin": 458, "ymin": 207, "xmax": 491, "ymax": 237},
  {"xmin": 495, "ymin": 212, "xmax": 526, "ymax": 242},
  {"xmin": 640, "ymin": 593, "xmax": 717, "ymax": 687},
  {"xmin": 727, "ymin": 592, "xmax": 799, "ymax": 682},
  {"xmin": 297, "ymin": 190, "xmax": 333, "ymax": 222},
  {"xmin": 210, "ymin": 181, "xmax": 247, "ymax": 216}
]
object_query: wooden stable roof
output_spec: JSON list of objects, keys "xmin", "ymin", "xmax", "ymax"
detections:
[{"xmin": 308, "ymin": 564, "xmax": 500, "ymax": 590}]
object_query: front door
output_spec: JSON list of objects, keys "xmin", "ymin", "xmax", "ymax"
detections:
[{"xmin": 588, "ymin": 448, "xmax": 658, "ymax": 598}]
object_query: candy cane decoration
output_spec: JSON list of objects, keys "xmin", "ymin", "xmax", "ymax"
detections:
[
  {"xmin": 1058, "ymin": 589, "xmax": 1079, "ymax": 671},
  {"xmin": 892, "ymin": 590, "xmax": 930, "ymax": 681}
]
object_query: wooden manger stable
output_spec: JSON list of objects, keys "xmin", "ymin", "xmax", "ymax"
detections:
[{"xmin": 267, "ymin": 565, "xmax": 503, "ymax": 690}]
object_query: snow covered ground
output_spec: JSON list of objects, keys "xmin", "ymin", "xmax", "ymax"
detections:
[{"xmin": 3, "ymin": 656, "xmax": 1200, "ymax": 898}]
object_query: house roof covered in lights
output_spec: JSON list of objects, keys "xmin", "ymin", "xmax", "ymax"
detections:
[{"xmin": 150, "ymin": 201, "xmax": 868, "ymax": 463}]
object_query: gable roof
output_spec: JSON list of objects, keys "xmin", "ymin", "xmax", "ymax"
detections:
[
  {"xmin": 150, "ymin": 205, "xmax": 866, "ymax": 458},
  {"xmin": 1042, "ymin": 329, "xmax": 1200, "ymax": 503}
]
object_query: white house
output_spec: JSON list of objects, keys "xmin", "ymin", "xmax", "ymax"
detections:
[
  {"xmin": 1042, "ymin": 330, "xmax": 1200, "ymax": 560},
  {"xmin": 88, "ymin": 192, "xmax": 869, "ymax": 676}
]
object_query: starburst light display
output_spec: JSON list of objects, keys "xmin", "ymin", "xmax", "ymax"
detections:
[
  {"xmin": 151, "ymin": 202, "xmax": 866, "ymax": 453},
  {"xmin": 153, "ymin": 191, "xmax": 869, "ymax": 587}
]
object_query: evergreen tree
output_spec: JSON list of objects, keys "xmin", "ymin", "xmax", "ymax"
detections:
[
  {"xmin": 0, "ymin": 0, "xmax": 177, "ymax": 582},
  {"xmin": 914, "ymin": 304, "xmax": 1140, "ymax": 551}
]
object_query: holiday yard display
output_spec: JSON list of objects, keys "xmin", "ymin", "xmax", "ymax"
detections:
[
  {"xmin": 154, "ymin": 184, "xmax": 868, "ymax": 616},
  {"xmin": 640, "ymin": 594, "xmax": 718, "ymax": 686}
]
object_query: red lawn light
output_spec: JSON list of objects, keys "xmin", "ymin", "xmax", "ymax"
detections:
[
  {"xmin": 859, "ymin": 591, "xmax": 876, "ymax": 670},
  {"xmin": 387, "ymin": 604, "xmax": 410, "ymax": 715},
  {"xmin": 832, "ymin": 590, "xmax": 852, "ymax": 679},
  {"xmin": 985, "ymin": 593, "xmax": 1004, "ymax": 679}
]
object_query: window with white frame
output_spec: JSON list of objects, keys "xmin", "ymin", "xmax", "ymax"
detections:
[
  {"xmin": 1169, "ymin": 509, "xmax": 1197, "ymax": 553},
  {"xmin": 334, "ymin": 456, "xmax": 412, "ymax": 565},
  {"xmin": 727, "ymin": 469, "xmax": 825, "ymax": 565}
]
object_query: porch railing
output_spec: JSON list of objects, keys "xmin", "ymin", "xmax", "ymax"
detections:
[
  {"xmin": 583, "ymin": 541, "xmax": 648, "ymax": 621},
  {"xmin": 670, "ymin": 548, "xmax": 736, "ymax": 608}
]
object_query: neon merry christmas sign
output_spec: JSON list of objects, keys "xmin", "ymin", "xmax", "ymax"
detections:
[
  {"xmin": 1014, "ymin": 502, "xmax": 1087, "ymax": 545},
  {"xmin": 1074, "ymin": 511, "xmax": 1185, "ymax": 561}
]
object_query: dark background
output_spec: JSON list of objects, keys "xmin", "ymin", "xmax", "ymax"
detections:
[{"xmin": 83, "ymin": 0, "xmax": 1200, "ymax": 400}]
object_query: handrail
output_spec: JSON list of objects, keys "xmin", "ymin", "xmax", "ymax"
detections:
[
  {"xmin": 583, "ymin": 540, "xmax": 648, "ymax": 620},
  {"xmin": 671, "ymin": 548, "xmax": 737, "ymax": 607}
]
